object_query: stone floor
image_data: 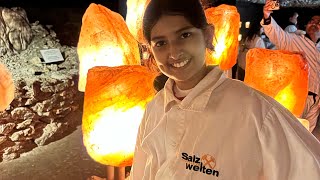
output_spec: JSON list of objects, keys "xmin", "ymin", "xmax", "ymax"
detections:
[{"xmin": 0, "ymin": 111, "xmax": 107, "ymax": 180}]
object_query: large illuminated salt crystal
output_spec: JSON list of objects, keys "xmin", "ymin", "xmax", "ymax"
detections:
[
  {"xmin": 77, "ymin": 3, "xmax": 140, "ymax": 92},
  {"xmin": 126, "ymin": 0, "xmax": 150, "ymax": 43},
  {"xmin": 244, "ymin": 48, "xmax": 308, "ymax": 117},
  {"xmin": 205, "ymin": 4, "xmax": 240, "ymax": 70},
  {"xmin": 0, "ymin": 63, "xmax": 14, "ymax": 111},
  {"xmin": 82, "ymin": 65, "xmax": 156, "ymax": 167}
]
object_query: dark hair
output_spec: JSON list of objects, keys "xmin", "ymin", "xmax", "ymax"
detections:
[
  {"xmin": 143, "ymin": 0, "xmax": 209, "ymax": 43},
  {"xmin": 244, "ymin": 20, "xmax": 262, "ymax": 42},
  {"xmin": 289, "ymin": 12, "xmax": 298, "ymax": 19},
  {"xmin": 153, "ymin": 74, "xmax": 169, "ymax": 92}
]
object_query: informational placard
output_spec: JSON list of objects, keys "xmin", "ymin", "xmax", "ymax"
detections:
[{"xmin": 40, "ymin": 49, "xmax": 64, "ymax": 63}]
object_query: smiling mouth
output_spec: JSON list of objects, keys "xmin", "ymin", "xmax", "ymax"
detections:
[
  {"xmin": 308, "ymin": 25, "xmax": 318, "ymax": 31},
  {"xmin": 171, "ymin": 59, "xmax": 190, "ymax": 68}
]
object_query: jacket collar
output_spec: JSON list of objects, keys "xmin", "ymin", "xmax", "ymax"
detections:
[{"xmin": 163, "ymin": 66, "xmax": 226, "ymax": 112}]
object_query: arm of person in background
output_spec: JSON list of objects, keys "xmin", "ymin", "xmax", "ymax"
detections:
[
  {"xmin": 259, "ymin": 104, "xmax": 320, "ymax": 179},
  {"xmin": 260, "ymin": 1, "xmax": 302, "ymax": 51}
]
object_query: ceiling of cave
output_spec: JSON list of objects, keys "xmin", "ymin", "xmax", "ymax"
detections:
[
  {"xmin": 237, "ymin": 0, "xmax": 320, "ymax": 8},
  {"xmin": 200, "ymin": 0, "xmax": 320, "ymax": 8},
  {"xmin": 0, "ymin": 0, "xmax": 319, "ymax": 8}
]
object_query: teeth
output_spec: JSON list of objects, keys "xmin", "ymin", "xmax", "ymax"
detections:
[{"xmin": 172, "ymin": 59, "xmax": 189, "ymax": 68}]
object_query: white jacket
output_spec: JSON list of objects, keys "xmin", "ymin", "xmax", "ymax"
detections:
[
  {"xmin": 261, "ymin": 17, "xmax": 320, "ymax": 95},
  {"xmin": 130, "ymin": 66, "xmax": 320, "ymax": 180}
]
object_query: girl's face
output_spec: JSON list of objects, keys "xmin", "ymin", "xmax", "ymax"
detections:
[{"xmin": 150, "ymin": 15, "xmax": 210, "ymax": 90}]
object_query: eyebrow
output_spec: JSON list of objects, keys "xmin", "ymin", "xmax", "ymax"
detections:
[
  {"xmin": 310, "ymin": 17, "xmax": 320, "ymax": 21},
  {"xmin": 151, "ymin": 26, "xmax": 195, "ymax": 41}
]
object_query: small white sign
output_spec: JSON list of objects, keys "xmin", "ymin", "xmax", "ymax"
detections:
[{"xmin": 40, "ymin": 49, "xmax": 64, "ymax": 63}]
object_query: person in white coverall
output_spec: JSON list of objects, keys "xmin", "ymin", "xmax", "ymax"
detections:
[
  {"xmin": 284, "ymin": 12, "xmax": 306, "ymax": 35},
  {"xmin": 129, "ymin": 0, "xmax": 320, "ymax": 179},
  {"xmin": 262, "ymin": 1, "xmax": 320, "ymax": 133}
]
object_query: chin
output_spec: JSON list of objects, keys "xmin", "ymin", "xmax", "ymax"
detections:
[{"xmin": 169, "ymin": 74, "xmax": 191, "ymax": 81}]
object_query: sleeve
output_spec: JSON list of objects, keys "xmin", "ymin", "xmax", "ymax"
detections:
[
  {"xmin": 254, "ymin": 37, "xmax": 266, "ymax": 49},
  {"xmin": 260, "ymin": 17, "xmax": 299, "ymax": 51},
  {"xmin": 259, "ymin": 106, "xmax": 320, "ymax": 180},
  {"xmin": 129, "ymin": 109, "xmax": 148, "ymax": 180}
]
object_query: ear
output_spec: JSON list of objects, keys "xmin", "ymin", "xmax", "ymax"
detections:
[{"xmin": 203, "ymin": 24, "xmax": 215, "ymax": 51}]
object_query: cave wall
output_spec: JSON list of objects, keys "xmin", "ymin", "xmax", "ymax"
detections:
[
  {"xmin": 0, "ymin": 6, "xmax": 82, "ymax": 162},
  {"xmin": 0, "ymin": 0, "xmax": 121, "ymax": 47}
]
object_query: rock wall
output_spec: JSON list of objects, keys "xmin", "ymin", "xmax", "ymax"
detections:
[
  {"xmin": 0, "ymin": 7, "xmax": 33, "ymax": 56},
  {"xmin": 0, "ymin": 7, "xmax": 81, "ymax": 162}
]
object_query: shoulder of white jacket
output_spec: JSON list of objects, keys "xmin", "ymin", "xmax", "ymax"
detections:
[{"xmin": 147, "ymin": 91, "xmax": 164, "ymax": 107}]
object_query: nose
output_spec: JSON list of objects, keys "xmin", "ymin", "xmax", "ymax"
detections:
[{"xmin": 168, "ymin": 43, "xmax": 183, "ymax": 60}]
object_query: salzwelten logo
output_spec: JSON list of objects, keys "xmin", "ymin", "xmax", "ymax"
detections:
[{"xmin": 181, "ymin": 152, "xmax": 220, "ymax": 177}]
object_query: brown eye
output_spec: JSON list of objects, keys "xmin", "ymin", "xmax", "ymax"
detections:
[
  {"xmin": 155, "ymin": 40, "xmax": 166, "ymax": 47},
  {"xmin": 181, "ymin": 32, "xmax": 191, "ymax": 39}
]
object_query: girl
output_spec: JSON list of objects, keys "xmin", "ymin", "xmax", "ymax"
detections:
[
  {"xmin": 130, "ymin": 0, "xmax": 320, "ymax": 179},
  {"xmin": 238, "ymin": 21, "xmax": 266, "ymax": 81}
]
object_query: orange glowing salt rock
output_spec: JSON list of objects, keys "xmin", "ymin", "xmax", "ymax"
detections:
[
  {"xmin": 82, "ymin": 65, "xmax": 157, "ymax": 167},
  {"xmin": 77, "ymin": 3, "xmax": 140, "ymax": 92},
  {"xmin": 244, "ymin": 48, "xmax": 308, "ymax": 117},
  {"xmin": 126, "ymin": 0, "xmax": 150, "ymax": 43},
  {"xmin": 205, "ymin": 4, "xmax": 240, "ymax": 70},
  {"xmin": 0, "ymin": 63, "xmax": 14, "ymax": 111}
]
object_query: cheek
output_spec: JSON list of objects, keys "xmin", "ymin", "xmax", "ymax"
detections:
[
  {"xmin": 185, "ymin": 37, "xmax": 205, "ymax": 48},
  {"xmin": 152, "ymin": 49, "xmax": 167, "ymax": 65},
  {"xmin": 306, "ymin": 24, "xmax": 311, "ymax": 30},
  {"xmin": 192, "ymin": 41, "xmax": 207, "ymax": 57}
]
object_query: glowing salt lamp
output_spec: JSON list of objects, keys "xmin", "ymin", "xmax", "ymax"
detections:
[
  {"xmin": 0, "ymin": 63, "xmax": 14, "ymax": 111},
  {"xmin": 82, "ymin": 65, "xmax": 156, "ymax": 167},
  {"xmin": 205, "ymin": 4, "xmax": 240, "ymax": 70},
  {"xmin": 126, "ymin": 0, "xmax": 150, "ymax": 43},
  {"xmin": 244, "ymin": 48, "xmax": 308, "ymax": 118},
  {"xmin": 77, "ymin": 3, "xmax": 141, "ymax": 92}
]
